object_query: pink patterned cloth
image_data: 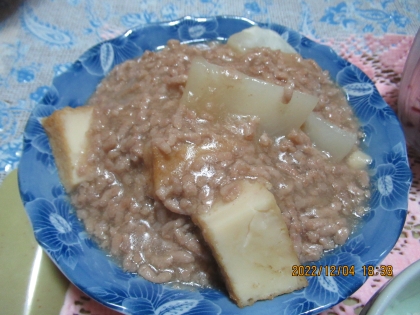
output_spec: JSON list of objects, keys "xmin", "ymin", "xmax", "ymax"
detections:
[
  {"xmin": 320, "ymin": 33, "xmax": 420, "ymax": 315},
  {"xmin": 60, "ymin": 34, "xmax": 420, "ymax": 315}
]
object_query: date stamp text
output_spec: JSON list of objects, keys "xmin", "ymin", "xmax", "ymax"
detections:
[{"xmin": 292, "ymin": 265, "xmax": 393, "ymax": 277}]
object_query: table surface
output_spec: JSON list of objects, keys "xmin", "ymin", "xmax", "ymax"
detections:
[{"xmin": 1, "ymin": 1, "xmax": 420, "ymax": 314}]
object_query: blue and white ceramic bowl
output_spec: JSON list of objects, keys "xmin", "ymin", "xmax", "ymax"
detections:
[{"xmin": 18, "ymin": 16, "xmax": 412, "ymax": 315}]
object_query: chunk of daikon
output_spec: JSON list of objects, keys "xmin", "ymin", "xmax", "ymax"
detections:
[
  {"xmin": 227, "ymin": 26, "xmax": 297, "ymax": 54},
  {"xmin": 302, "ymin": 112, "xmax": 357, "ymax": 162},
  {"xmin": 346, "ymin": 150, "xmax": 372, "ymax": 170},
  {"xmin": 180, "ymin": 57, "xmax": 318, "ymax": 137}
]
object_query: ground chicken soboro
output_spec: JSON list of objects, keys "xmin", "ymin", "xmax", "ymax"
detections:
[{"xmin": 71, "ymin": 40, "xmax": 370, "ymax": 287}]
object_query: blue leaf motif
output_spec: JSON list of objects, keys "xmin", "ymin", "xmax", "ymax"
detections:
[
  {"xmin": 32, "ymin": 134, "xmax": 52, "ymax": 154},
  {"xmin": 23, "ymin": 117, "xmax": 45, "ymax": 139},
  {"xmin": 23, "ymin": 138, "xmax": 33, "ymax": 154},
  {"xmin": 123, "ymin": 297, "xmax": 155, "ymax": 314},
  {"xmin": 119, "ymin": 276, "xmax": 222, "ymax": 315},
  {"xmin": 337, "ymin": 65, "xmax": 387, "ymax": 122},
  {"xmin": 281, "ymin": 31, "xmax": 291, "ymax": 42},
  {"xmin": 341, "ymin": 234, "xmax": 370, "ymax": 256},
  {"xmin": 21, "ymin": 5, "xmax": 74, "ymax": 47},
  {"xmin": 31, "ymin": 133, "xmax": 51, "ymax": 154},
  {"xmin": 127, "ymin": 278, "xmax": 163, "ymax": 304},
  {"xmin": 284, "ymin": 297, "xmax": 317, "ymax": 315},
  {"xmin": 32, "ymin": 104, "xmax": 56, "ymax": 118},
  {"xmin": 20, "ymin": 187, "xmax": 36, "ymax": 204},
  {"xmin": 51, "ymin": 184, "xmax": 65, "ymax": 198},
  {"xmin": 57, "ymin": 242, "xmax": 82, "ymax": 270},
  {"xmin": 100, "ymin": 43, "xmax": 115, "ymax": 74},
  {"xmin": 80, "ymin": 233, "xmax": 98, "ymax": 248},
  {"xmin": 199, "ymin": 288, "xmax": 224, "ymax": 301},
  {"xmin": 386, "ymin": 142, "xmax": 409, "ymax": 165},
  {"xmin": 79, "ymin": 35, "xmax": 142, "ymax": 76},
  {"xmin": 159, "ymin": 287, "xmax": 206, "ymax": 306},
  {"xmin": 317, "ymin": 273, "xmax": 339, "ymax": 294},
  {"xmin": 90, "ymin": 286, "xmax": 129, "ymax": 306},
  {"xmin": 174, "ymin": 299, "xmax": 222, "ymax": 315},
  {"xmin": 375, "ymin": 101, "xmax": 398, "ymax": 127},
  {"xmin": 394, "ymin": 209, "xmax": 407, "ymax": 221},
  {"xmin": 343, "ymin": 82, "xmax": 374, "ymax": 97},
  {"xmin": 337, "ymin": 64, "xmax": 370, "ymax": 87},
  {"xmin": 34, "ymin": 151, "xmax": 55, "ymax": 171},
  {"xmin": 176, "ymin": 300, "xmax": 221, "ymax": 315},
  {"xmin": 156, "ymin": 299, "xmax": 199, "ymax": 315},
  {"xmin": 40, "ymin": 86, "xmax": 60, "ymax": 106}
]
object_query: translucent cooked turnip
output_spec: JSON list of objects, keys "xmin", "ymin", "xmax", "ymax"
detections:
[
  {"xmin": 180, "ymin": 57, "xmax": 318, "ymax": 137},
  {"xmin": 227, "ymin": 26, "xmax": 297, "ymax": 54},
  {"xmin": 302, "ymin": 112, "xmax": 357, "ymax": 162},
  {"xmin": 346, "ymin": 150, "xmax": 372, "ymax": 170}
]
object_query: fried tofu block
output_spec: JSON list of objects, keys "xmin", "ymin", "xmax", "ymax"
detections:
[
  {"xmin": 42, "ymin": 106, "xmax": 94, "ymax": 192},
  {"xmin": 193, "ymin": 180, "xmax": 308, "ymax": 307}
]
